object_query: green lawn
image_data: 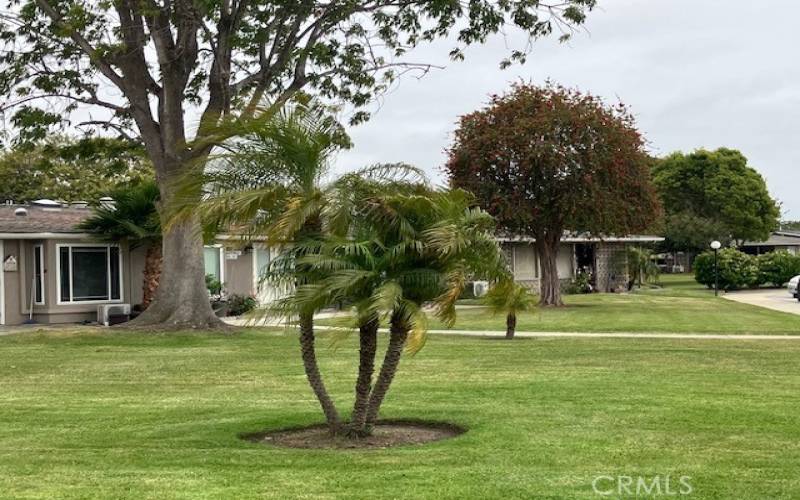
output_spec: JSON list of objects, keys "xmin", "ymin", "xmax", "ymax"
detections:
[
  {"xmin": 1, "ymin": 329, "xmax": 800, "ymax": 498},
  {"xmin": 417, "ymin": 274, "xmax": 800, "ymax": 334}
]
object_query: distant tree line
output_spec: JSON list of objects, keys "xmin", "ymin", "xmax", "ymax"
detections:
[
  {"xmin": 0, "ymin": 136, "xmax": 152, "ymax": 204},
  {"xmin": 652, "ymin": 148, "xmax": 780, "ymax": 253}
]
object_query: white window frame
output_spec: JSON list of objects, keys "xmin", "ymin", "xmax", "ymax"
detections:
[
  {"xmin": 204, "ymin": 244, "xmax": 225, "ymax": 284},
  {"xmin": 33, "ymin": 244, "xmax": 45, "ymax": 305},
  {"xmin": 56, "ymin": 243, "xmax": 124, "ymax": 305},
  {"xmin": 252, "ymin": 245, "xmax": 270, "ymax": 293}
]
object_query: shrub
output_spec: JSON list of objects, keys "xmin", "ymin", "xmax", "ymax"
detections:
[
  {"xmin": 757, "ymin": 251, "xmax": 800, "ymax": 287},
  {"xmin": 564, "ymin": 271, "xmax": 593, "ymax": 294},
  {"xmin": 694, "ymin": 248, "xmax": 759, "ymax": 290},
  {"xmin": 205, "ymin": 274, "xmax": 223, "ymax": 296},
  {"xmin": 227, "ymin": 294, "xmax": 258, "ymax": 317}
]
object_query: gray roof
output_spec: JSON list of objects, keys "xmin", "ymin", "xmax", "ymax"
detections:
[
  {"xmin": 497, "ymin": 233, "xmax": 664, "ymax": 243},
  {"xmin": 743, "ymin": 231, "xmax": 800, "ymax": 247},
  {"xmin": 0, "ymin": 205, "xmax": 91, "ymax": 234}
]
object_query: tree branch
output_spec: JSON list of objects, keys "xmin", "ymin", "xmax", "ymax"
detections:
[
  {"xmin": 33, "ymin": 0, "xmax": 126, "ymax": 90},
  {"xmin": 76, "ymin": 120, "xmax": 138, "ymax": 142}
]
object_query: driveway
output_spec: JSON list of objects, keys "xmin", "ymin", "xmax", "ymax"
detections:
[{"xmin": 723, "ymin": 288, "xmax": 800, "ymax": 315}]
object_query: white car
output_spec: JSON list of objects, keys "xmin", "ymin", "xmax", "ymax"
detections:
[{"xmin": 788, "ymin": 275, "xmax": 800, "ymax": 299}]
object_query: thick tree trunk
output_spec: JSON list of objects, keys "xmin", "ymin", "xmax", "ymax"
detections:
[
  {"xmin": 298, "ymin": 312, "xmax": 341, "ymax": 434},
  {"xmin": 537, "ymin": 235, "xmax": 564, "ymax": 307},
  {"xmin": 348, "ymin": 316, "xmax": 379, "ymax": 436},
  {"xmin": 506, "ymin": 312, "xmax": 516, "ymax": 339},
  {"xmin": 365, "ymin": 313, "xmax": 408, "ymax": 426},
  {"xmin": 141, "ymin": 244, "xmax": 162, "ymax": 310},
  {"xmin": 128, "ymin": 215, "xmax": 223, "ymax": 328}
]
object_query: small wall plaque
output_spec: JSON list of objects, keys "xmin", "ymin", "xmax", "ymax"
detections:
[
  {"xmin": 3, "ymin": 255, "xmax": 17, "ymax": 272},
  {"xmin": 225, "ymin": 250, "xmax": 242, "ymax": 260}
]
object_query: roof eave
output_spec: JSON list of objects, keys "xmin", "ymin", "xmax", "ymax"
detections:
[{"xmin": 0, "ymin": 232, "xmax": 92, "ymax": 239}]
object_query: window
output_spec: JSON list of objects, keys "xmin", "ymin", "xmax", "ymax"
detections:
[
  {"xmin": 33, "ymin": 244, "xmax": 45, "ymax": 305},
  {"xmin": 204, "ymin": 246, "xmax": 223, "ymax": 281},
  {"xmin": 255, "ymin": 247, "xmax": 270, "ymax": 292},
  {"xmin": 513, "ymin": 244, "xmax": 538, "ymax": 280},
  {"xmin": 57, "ymin": 245, "xmax": 123, "ymax": 303}
]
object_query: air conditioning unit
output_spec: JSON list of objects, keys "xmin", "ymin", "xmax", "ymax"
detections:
[
  {"xmin": 472, "ymin": 281, "xmax": 490, "ymax": 297},
  {"xmin": 97, "ymin": 304, "xmax": 131, "ymax": 326}
]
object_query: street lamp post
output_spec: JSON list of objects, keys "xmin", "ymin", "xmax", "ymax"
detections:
[{"xmin": 710, "ymin": 240, "xmax": 721, "ymax": 296}]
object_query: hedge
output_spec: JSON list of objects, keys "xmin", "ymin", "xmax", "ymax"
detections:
[
  {"xmin": 758, "ymin": 250, "xmax": 800, "ymax": 287},
  {"xmin": 694, "ymin": 248, "xmax": 800, "ymax": 290}
]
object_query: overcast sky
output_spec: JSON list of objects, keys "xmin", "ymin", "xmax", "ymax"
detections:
[{"xmin": 334, "ymin": 0, "xmax": 800, "ymax": 219}]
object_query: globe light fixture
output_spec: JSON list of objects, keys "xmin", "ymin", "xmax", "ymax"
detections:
[{"xmin": 710, "ymin": 241, "xmax": 721, "ymax": 295}]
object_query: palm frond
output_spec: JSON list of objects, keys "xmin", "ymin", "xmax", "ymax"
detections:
[
  {"xmin": 483, "ymin": 279, "xmax": 538, "ymax": 316},
  {"xmin": 367, "ymin": 281, "xmax": 403, "ymax": 318},
  {"xmin": 398, "ymin": 301, "xmax": 429, "ymax": 355}
]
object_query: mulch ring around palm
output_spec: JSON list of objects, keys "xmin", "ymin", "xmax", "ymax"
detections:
[{"xmin": 242, "ymin": 419, "xmax": 466, "ymax": 449}]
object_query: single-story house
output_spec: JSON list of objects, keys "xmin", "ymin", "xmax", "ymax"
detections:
[
  {"xmin": 499, "ymin": 234, "xmax": 665, "ymax": 293},
  {"xmin": 740, "ymin": 230, "xmax": 800, "ymax": 256},
  {"xmin": 0, "ymin": 200, "xmax": 277, "ymax": 326},
  {"xmin": 1, "ymin": 199, "xmax": 664, "ymax": 326}
]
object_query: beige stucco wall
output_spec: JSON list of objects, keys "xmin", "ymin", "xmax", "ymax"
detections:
[
  {"xmin": 512, "ymin": 244, "xmax": 538, "ymax": 281},
  {"xmin": 1, "ymin": 238, "xmax": 134, "ymax": 325},
  {"xmin": 2, "ymin": 240, "xmax": 25, "ymax": 325},
  {"xmin": 128, "ymin": 245, "xmax": 147, "ymax": 306},
  {"xmin": 556, "ymin": 244, "xmax": 575, "ymax": 278},
  {"xmin": 223, "ymin": 248, "xmax": 254, "ymax": 296},
  {"xmin": 509, "ymin": 243, "xmax": 575, "ymax": 277},
  {"xmin": 506, "ymin": 242, "xmax": 576, "ymax": 294},
  {"xmin": 3, "ymin": 237, "xmax": 278, "ymax": 325}
]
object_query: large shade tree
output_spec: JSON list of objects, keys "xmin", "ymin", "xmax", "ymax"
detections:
[
  {"xmin": 446, "ymin": 82, "xmax": 661, "ymax": 306},
  {"xmin": 0, "ymin": 0, "xmax": 596, "ymax": 328},
  {"xmin": 653, "ymin": 148, "xmax": 780, "ymax": 250}
]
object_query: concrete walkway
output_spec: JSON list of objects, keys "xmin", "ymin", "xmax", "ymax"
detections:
[
  {"xmin": 222, "ymin": 317, "xmax": 800, "ymax": 341},
  {"xmin": 3, "ymin": 314, "xmax": 796, "ymax": 341},
  {"xmin": 723, "ymin": 288, "xmax": 800, "ymax": 316},
  {"xmin": 0, "ymin": 324, "xmax": 94, "ymax": 336},
  {"xmin": 310, "ymin": 325, "xmax": 800, "ymax": 341}
]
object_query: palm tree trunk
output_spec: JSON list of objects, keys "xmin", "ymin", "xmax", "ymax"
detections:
[
  {"xmin": 298, "ymin": 312, "xmax": 341, "ymax": 434},
  {"xmin": 348, "ymin": 315, "xmax": 379, "ymax": 436},
  {"xmin": 365, "ymin": 312, "xmax": 408, "ymax": 426},
  {"xmin": 506, "ymin": 312, "xmax": 516, "ymax": 339},
  {"xmin": 141, "ymin": 244, "xmax": 162, "ymax": 310}
]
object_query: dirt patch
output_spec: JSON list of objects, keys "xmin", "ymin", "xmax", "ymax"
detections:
[{"xmin": 242, "ymin": 420, "xmax": 466, "ymax": 449}]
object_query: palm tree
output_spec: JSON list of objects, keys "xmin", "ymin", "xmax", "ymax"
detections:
[
  {"xmin": 363, "ymin": 190, "xmax": 503, "ymax": 428},
  {"xmin": 189, "ymin": 101, "xmax": 349, "ymax": 433},
  {"xmin": 482, "ymin": 279, "xmax": 537, "ymax": 339},
  {"xmin": 627, "ymin": 246, "xmax": 660, "ymax": 289},
  {"xmin": 77, "ymin": 181, "xmax": 161, "ymax": 309},
  {"xmin": 176, "ymin": 100, "xmax": 423, "ymax": 435},
  {"xmin": 286, "ymin": 188, "xmax": 503, "ymax": 435}
]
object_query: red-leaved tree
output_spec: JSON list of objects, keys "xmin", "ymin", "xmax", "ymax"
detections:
[{"xmin": 446, "ymin": 82, "xmax": 660, "ymax": 306}]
